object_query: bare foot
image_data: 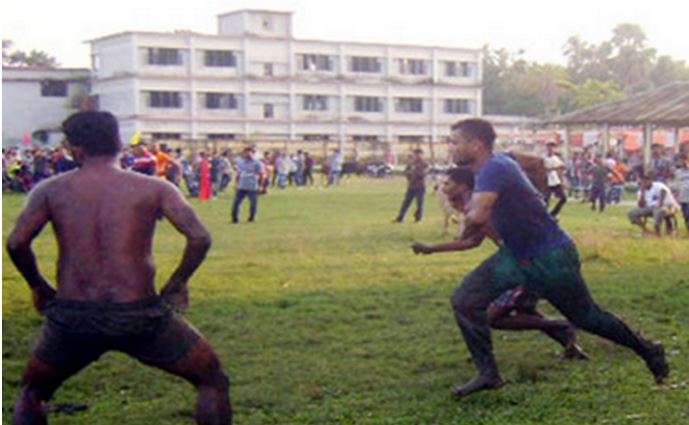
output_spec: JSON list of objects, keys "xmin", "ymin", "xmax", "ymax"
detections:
[
  {"xmin": 451, "ymin": 374, "xmax": 507, "ymax": 400},
  {"xmin": 563, "ymin": 343, "xmax": 590, "ymax": 360},
  {"xmin": 644, "ymin": 342, "xmax": 670, "ymax": 384}
]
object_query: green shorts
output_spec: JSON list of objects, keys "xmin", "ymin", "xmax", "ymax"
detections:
[{"xmin": 34, "ymin": 297, "xmax": 201, "ymax": 372}]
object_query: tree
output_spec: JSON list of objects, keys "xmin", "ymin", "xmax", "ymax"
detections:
[
  {"xmin": 2, "ymin": 39, "xmax": 59, "ymax": 68},
  {"xmin": 560, "ymin": 79, "xmax": 626, "ymax": 111}
]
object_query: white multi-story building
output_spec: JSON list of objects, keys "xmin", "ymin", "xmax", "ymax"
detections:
[
  {"xmin": 89, "ymin": 9, "xmax": 482, "ymax": 145},
  {"xmin": 2, "ymin": 67, "xmax": 90, "ymax": 147}
]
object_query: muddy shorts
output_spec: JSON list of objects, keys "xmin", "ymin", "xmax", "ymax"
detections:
[
  {"xmin": 34, "ymin": 297, "xmax": 201, "ymax": 372},
  {"xmin": 489, "ymin": 286, "xmax": 540, "ymax": 315}
]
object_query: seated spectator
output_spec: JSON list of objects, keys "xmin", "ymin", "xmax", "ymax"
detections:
[{"xmin": 628, "ymin": 172, "xmax": 680, "ymax": 236}]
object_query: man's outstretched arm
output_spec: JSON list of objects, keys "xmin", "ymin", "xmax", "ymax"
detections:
[
  {"xmin": 460, "ymin": 191, "xmax": 499, "ymax": 241},
  {"xmin": 6, "ymin": 182, "xmax": 56, "ymax": 314},
  {"xmin": 412, "ymin": 233, "xmax": 486, "ymax": 255},
  {"xmin": 159, "ymin": 182, "xmax": 212, "ymax": 312}
]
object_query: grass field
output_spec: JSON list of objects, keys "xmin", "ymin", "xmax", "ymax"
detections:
[{"xmin": 2, "ymin": 177, "xmax": 689, "ymax": 424}]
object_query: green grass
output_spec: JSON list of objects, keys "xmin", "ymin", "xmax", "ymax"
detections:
[{"xmin": 3, "ymin": 177, "xmax": 689, "ymax": 424}]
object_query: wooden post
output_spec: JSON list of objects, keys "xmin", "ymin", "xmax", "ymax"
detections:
[
  {"xmin": 564, "ymin": 125, "xmax": 571, "ymax": 160},
  {"xmin": 603, "ymin": 124, "xmax": 610, "ymax": 156},
  {"xmin": 643, "ymin": 123, "xmax": 653, "ymax": 170}
]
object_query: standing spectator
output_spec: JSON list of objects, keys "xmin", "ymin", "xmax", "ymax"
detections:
[
  {"xmin": 131, "ymin": 142, "xmax": 157, "ymax": 176},
  {"xmin": 543, "ymin": 141, "xmax": 568, "ymax": 217},
  {"xmin": 294, "ymin": 150, "xmax": 306, "ymax": 186},
  {"xmin": 259, "ymin": 151, "xmax": 274, "ymax": 194},
  {"xmin": 199, "ymin": 151, "xmax": 213, "ymax": 201},
  {"xmin": 275, "ymin": 152, "xmax": 291, "ymax": 189},
  {"xmin": 672, "ymin": 154, "xmax": 689, "ymax": 236},
  {"xmin": 217, "ymin": 150, "xmax": 234, "ymax": 193},
  {"xmin": 304, "ymin": 151, "xmax": 315, "ymax": 186},
  {"xmin": 328, "ymin": 148, "xmax": 344, "ymax": 186},
  {"xmin": 649, "ymin": 143, "xmax": 672, "ymax": 182},
  {"xmin": 231, "ymin": 147, "xmax": 264, "ymax": 223},
  {"xmin": 394, "ymin": 149, "xmax": 429, "ymax": 223},
  {"xmin": 181, "ymin": 151, "xmax": 199, "ymax": 198},
  {"xmin": 53, "ymin": 148, "xmax": 77, "ymax": 174},
  {"xmin": 608, "ymin": 158, "xmax": 628, "ymax": 204},
  {"xmin": 628, "ymin": 172, "xmax": 680, "ymax": 236},
  {"xmin": 588, "ymin": 155, "xmax": 617, "ymax": 212}
]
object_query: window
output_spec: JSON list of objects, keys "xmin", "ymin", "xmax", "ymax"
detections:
[
  {"xmin": 148, "ymin": 48, "xmax": 181, "ymax": 65},
  {"xmin": 302, "ymin": 134, "xmax": 331, "ymax": 141},
  {"xmin": 352, "ymin": 135, "xmax": 379, "ymax": 142},
  {"xmin": 398, "ymin": 135, "xmax": 425, "ymax": 143},
  {"xmin": 444, "ymin": 99, "xmax": 471, "ymax": 114},
  {"xmin": 149, "ymin": 91, "xmax": 182, "ymax": 108},
  {"xmin": 263, "ymin": 103, "xmax": 274, "ymax": 118},
  {"xmin": 445, "ymin": 61, "xmax": 472, "ymax": 77},
  {"xmin": 300, "ymin": 54, "xmax": 333, "ymax": 71},
  {"xmin": 264, "ymin": 63, "xmax": 274, "ymax": 76},
  {"xmin": 353, "ymin": 96, "xmax": 383, "ymax": 112},
  {"xmin": 204, "ymin": 50, "xmax": 236, "ymax": 67},
  {"xmin": 395, "ymin": 97, "xmax": 423, "ymax": 113},
  {"xmin": 398, "ymin": 59, "xmax": 427, "ymax": 75},
  {"xmin": 350, "ymin": 56, "xmax": 382, "ymax": 73},
  {"xmin": 302, "ymin": 95, "xmax": 328, "ymax": 111},
  {"xmin": 205, "ymin": 93, "xmax": 238, "ymax": 110},
  {"xmin": 207, "ymin": 133, "xmax": 235, "ymax": 140},
  {"xmin": 40, "ymin": 80, "xmax": 68, "ymax": 97},
  {"xmin": 150, "ymin": 132, "xmax": 182, "ymax": 140}
]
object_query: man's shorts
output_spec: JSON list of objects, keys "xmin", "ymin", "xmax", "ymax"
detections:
[{"xmin": 34, "ymin": 297, "xmax": 201, "ymax": 372}]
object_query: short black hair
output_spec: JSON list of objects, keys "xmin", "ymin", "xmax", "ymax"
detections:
[
  {"xmin": 451, "ymin": 118, "xmax": 496, "ymax": 149},
  {"xmin": 62, "ymin": 111, "xmax": 121, "ymax": 156},
  {"xmin": 446, "ymin": 167, "xmax": 474, "ymax": 190}
]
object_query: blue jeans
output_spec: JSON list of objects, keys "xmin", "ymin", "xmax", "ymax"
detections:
[{"xmin": 232, "ymin": 189, "xmax": 258, "ymax": 222}]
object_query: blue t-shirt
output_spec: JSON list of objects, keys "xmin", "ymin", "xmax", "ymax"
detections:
[
  {"xmin": 234, "ymin": 157, "xmax": 264, "ymax": 191},
  {"xmin": 474, "ymin": 153, "xmax": 571, "ymax": 261}
]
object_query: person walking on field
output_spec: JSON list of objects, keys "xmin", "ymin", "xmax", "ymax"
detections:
[
  {"xmin": 543, "ymin": 141, "xmax": 567, "ymax": 217},
  {"xmin": 394, "ymin": 148, "xmax": 429, "ymax": 223},
  {"xmin": 231, "ymin": 146, "xmax": 264, "ymax": 223},
  {"xmin": 6, "ymin": 111, "xmax": 232, "ymax": 424},
  {"xmin": 445, "ymin": 118, "xmax": 668, "ymax": 400}
]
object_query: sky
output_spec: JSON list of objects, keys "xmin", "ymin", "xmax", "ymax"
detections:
[{"xmin": 2, "ymin": 0, "xmax": 688, "ymax": 68}]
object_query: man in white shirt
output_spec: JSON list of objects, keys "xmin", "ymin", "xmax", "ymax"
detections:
[
  {"xmin": 628, "ymin": 172, "xmax": 680, "ymax": 236},
  {"xmin": 543, "ymin": 141, "xmax": 567, "ymax": 217},
  {"xmin": 672, "ymin": 153, "xmax": 689, "ymax": 236}
]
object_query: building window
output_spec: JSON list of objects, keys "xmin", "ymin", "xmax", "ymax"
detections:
[
  {"xmin": 302, "ymin": 95, "xmax": 328, "ymax": 111},
  {"xmin": 352, "ymin": 135, "xmax": 379, "ymax": 142},
  {"xmin": 299, "ymin": 54, "xmax": 333, "ymax": 71},
  {"xmin": 149, "ymin": 91, "xmax": 182, "ymax": 108},
  {"xmin": 205, "ymin": 93, "xmax": 238, "ymax": 109},
  {"xmin": 204, "ymin": 50, "xmax": 237, "ymax": 67},
  {"xmin": 444, "ymin": 99, "xmax": 471, "ymax": 114},
  {"xmin": 353, "ymin": 96, "xmax": 383, "ymax": 112},
  {"xmin": 349, "ymin": 56, "xmax": 382, "ymax": 73},
  {"xmin": 263, "ymin": 103, "xmax": 274, "ymax": 118},
  {"xmin": 398, "ymin": 135, "xmax": 425, "ymax": 143},
  {"xmin": 395, "ymin": 97, "xmax": 423, "ymax": 113},
  {"xmin": 147, "ymin": 48, "xmax": 181, "ymax": 66},
  {"xmin": 398, "ymin": 59, "xmax": 427, "ymax": 75},
  {"xmin": 445, "ymin": 61, "xmax": 473, "ymax": 77},
  {"xmin": 207, "ymin": 133, "xmax": 235, "ymax": 140},
  {"xmin": 150, "ymin": 132, "xmax": 182, "ymax": 140},
  {"xmin": 264, "ymin": 63, "xmax": 274, "ymax": 76},
  {"xmin": 302, "ymin": 134, "xmax": 331, "ymax": 141},
  {"xmin": 40, "ymin": 80, "xmax": 68, "ymax": 97}
]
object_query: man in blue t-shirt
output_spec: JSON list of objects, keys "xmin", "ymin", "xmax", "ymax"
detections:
[
  {"xmin": 445, "ymin": 118, "xmax": 668, "ymax": 400},
  {"xmin": 231, "ymin": 146, "xmax": 264, "ymax": 223}
]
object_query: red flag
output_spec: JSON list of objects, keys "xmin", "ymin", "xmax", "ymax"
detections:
[{"xmin": 24, "ymin": 132, "xmax": 31, "ymax": 148}]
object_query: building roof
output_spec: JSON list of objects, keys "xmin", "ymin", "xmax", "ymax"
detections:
[{"xmin": 546, "ymin": 82, "xmax": 689, "ymax": 127}]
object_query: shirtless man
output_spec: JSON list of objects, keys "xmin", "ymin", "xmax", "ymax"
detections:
[
  {"xmin": 6, "ymin": 111, "xmax": 232, "ymax": 424},
  {"xmin": 440, "ymin": 118, "xmax": 668, "ymax": 400},
  {"xmin": 412, "ymin": 167, "xmax": 587, "ymax": 360}
]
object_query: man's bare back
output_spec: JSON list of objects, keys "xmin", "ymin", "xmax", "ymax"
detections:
[{"xmin": 7, "ymin": 111, "xmax": 232, "ymax": 424}]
